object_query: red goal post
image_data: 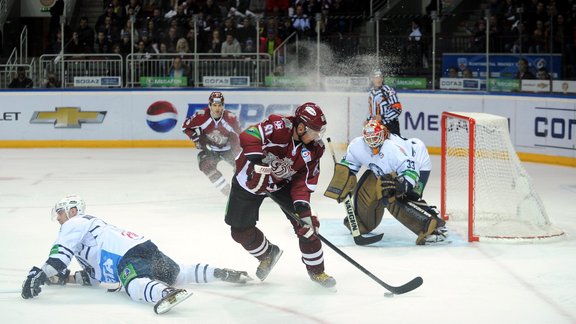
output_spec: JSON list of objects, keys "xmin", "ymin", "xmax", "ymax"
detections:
[{"xmin": 440, "ymin": 112, "xmax": 564, "ymax": 242}]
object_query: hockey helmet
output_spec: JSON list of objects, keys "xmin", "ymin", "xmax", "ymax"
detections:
[
  {"xmin": 294, "ymin": 102, "xmax": 327, "ymax": 140},
  {"xmin": 363, "ymin": 119, "xmax": 389, "ymax": 148},
  {"xmin": 209, "ymin": 91, "xmax": 225, "ymax": 106},
  {"xmin": 372, "ymin": 68, "xmax": 384, "ymax": 78},
  {"xmin": 52, "ymin": 194, "xmax": 86, "ymax": 220}
]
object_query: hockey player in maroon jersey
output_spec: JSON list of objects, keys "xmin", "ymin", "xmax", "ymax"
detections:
[
  {"xmin": 182, "ymin": 92, "xmax": 242, "ymax": 195},
  {"xmin": 224, "ymin": 102, "xmax": 336, "ymax": 288}
]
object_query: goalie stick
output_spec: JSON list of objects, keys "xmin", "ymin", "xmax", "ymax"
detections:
[
  {"xmin": 326, "ymin": 138, "xmax": 384, "ymax": 246},
  {"xmin": 264, "ymin": 191, "xmax": 423, "ymax": 295}
]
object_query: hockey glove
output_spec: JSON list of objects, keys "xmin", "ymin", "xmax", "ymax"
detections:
[
  {"xmin": 296, "ymin": 209, "xmax": 320, "ymax": 240},
  {"xmin": 381, "ymin": 174, "xmax": 413, "ymax": 199},
  {"xmin": 47, "ymin": 269, "xmax": 70, "ymax": 285},
  {"xmin": 21, "ymin": 266, "xmax": 48, "ymax": 299},
  {"xmin": 190, "ymin": 127, "xmax": 203, "ymax": 148},
  {"xmin": 246, "ymin": 164, "xmax": 272, "ymax": 194}
]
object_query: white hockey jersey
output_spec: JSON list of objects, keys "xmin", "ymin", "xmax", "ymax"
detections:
[
  {"xmin": 342, "ymin": 135, "xmax": 419, "ymax": 187},
  {"xmin": 388, "ymin": 134, "xmax": 432, "ymax": 172},
  {"xmin": 47, "ymin": 215, "xmax": 147, "ymax": 283}
]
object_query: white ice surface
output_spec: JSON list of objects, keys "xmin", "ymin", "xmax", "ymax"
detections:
[{"xmin": 1, "ymin": 148, "xmax": 575, "ymax": 324}]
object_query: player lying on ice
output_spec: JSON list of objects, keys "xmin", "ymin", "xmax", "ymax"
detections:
[
  {"xmin": 325, "ymin": 119, "xmax": 447, "ymax": 245},
  {"xmin": 21, "ymin": 195, "xmax": 251, "ymax": 314}
]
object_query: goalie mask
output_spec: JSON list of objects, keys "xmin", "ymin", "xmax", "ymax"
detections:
[
  {"xmin": 363, "ymin": 119, "xmax": 389, "ymax": 153},
  {"xmin": 52, "ymin": 194, "xmax": 86, "ymax": 221}
]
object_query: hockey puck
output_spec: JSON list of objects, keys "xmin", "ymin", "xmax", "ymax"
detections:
[{"xmin": 384, "ymin": 292, "xmax": 394, "ymax": 297}]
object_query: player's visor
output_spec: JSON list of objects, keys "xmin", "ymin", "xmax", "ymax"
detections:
[{"xmin": 305, "ymin": 125, "xmax": 326, "ymax": 141}]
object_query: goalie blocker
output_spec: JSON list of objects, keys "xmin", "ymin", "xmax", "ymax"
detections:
[{"xmin": 326, "ymin": 167, "xmax": 444, "ymax": 245}]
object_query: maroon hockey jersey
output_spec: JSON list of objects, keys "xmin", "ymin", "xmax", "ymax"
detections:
[
  {"xmin": 235, "ymin": 114, "xmax": 325, "ymax": 204},
  {"xmin": 182, "ymin": 107, "xmax": 241, "ymax": 153}
]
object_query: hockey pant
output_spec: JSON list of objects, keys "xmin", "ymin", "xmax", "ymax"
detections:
[
  {"xmin": 198, "ymin": 149, "xmax": 236, "ymax": 195},
  {"xmin": 118, "ymin": 241, "xmax": 220, "ymax": 304},
  {"xmin": 227, "ymin": 180, "xmax": 325, "ymax": 274}
]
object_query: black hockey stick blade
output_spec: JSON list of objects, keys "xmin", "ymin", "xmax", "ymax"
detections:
[
  {"xmin": 265, "ymin": 191, "xmax": 423, "ymax": 295},
  {"xmin": 354, "ymin": 232, "xmax": 384, "ymax": 246}
]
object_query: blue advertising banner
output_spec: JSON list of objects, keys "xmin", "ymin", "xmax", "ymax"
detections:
[{"xmin": 442, "ymin": 53, "xmax": 562, "ymax": 79}]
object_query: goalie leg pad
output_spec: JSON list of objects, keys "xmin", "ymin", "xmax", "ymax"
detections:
[
  {"xmin": 344, "ymin": 170, "xmax": 386, "ymax": 234},
  {"xmin": 386, "ymin": 198, "xmax": 439, "ymax": 245},
  {"xmin": 324, "ymin": 163, "xmax": 357, "ymax": 203}
]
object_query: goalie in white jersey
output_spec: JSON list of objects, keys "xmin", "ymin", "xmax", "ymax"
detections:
[
  {"xmin": 325, "ymin": 120, "xmax": 446, "ymax": 245},
  {"xmin": 21, "ymin": 195, "xmax": 251, "ymax": 314}
]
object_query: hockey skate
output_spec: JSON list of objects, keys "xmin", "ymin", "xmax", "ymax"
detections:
[
  {"xmin": 416, "ymin": 218, "xmax": 438, "ymax": 245},
  {"xmin": 308, "ymin": 271, "xmax": 337, "ymax": 288},
  {"xmin": 214, "ymin": 268, "xmax": 253, "ymax": 284},
  {"xmin": 255, "ymin": 244, "xmax": 283, "ymax": 281},
  {"xmin": 424, "ymin": 232, "xmax": 447, "ymax": 244},
  {"xmin": 154, "ymin": 288, "xmax": 193, "ymax": 315}
]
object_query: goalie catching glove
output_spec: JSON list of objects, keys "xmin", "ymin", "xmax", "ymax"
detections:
[
  {"xmin": 381, "ymin": 173, "xmax": 413, "ymax": 199},
  {"xmin": 246, "ymin": 164, "xmax": 272, "ymax": 194},
  {"xmin": 21, "ymin": 266, "xmax": 48, "ymax": 299}
]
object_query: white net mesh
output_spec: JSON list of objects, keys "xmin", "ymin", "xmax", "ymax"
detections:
[{"xmin": 443, "ymin": 112, "xmax": 564, "ymax": 241}]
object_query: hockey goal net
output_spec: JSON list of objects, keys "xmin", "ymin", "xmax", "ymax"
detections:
[{"xmin": 441, "ymin": 112, "xmax": 564, "ymax": 242}]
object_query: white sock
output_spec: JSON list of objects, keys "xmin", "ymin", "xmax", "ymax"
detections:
[
  {"xmin": 174, "ymin": 263, "xmax": 217, "ymax": 285},
  {"xmin": 126, "ymin": 277, "xmax": 169, "ymax": 303}
]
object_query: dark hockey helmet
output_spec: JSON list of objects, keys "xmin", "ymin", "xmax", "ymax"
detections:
[
  {"xmin": 294, "ymin": 102, "xmax": 327, "ymax": 132},
  {"xmin": 209, "ymin": 91, "xmax": 224, "ymax": 106}
]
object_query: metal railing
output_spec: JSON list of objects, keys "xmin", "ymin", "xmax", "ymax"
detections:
[
  {"xmin": 19, "ymin": 25, "xmax": 27, "ymax": 63},
  {"xmin": 125, "ymin": 52, "xmax": 272, "ymax": 88},
  {"xmin": 38, "ymin": 54, "xmax": 123, "ymax": 88},
  {"xmin": 273, "ymin": 32, "xmax": 298, "ymax": 71}
]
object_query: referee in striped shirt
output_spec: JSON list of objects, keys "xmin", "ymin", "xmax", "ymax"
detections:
[{"xmin": 367, "ymin": 68, "xmax": 403, "ymax": 135}]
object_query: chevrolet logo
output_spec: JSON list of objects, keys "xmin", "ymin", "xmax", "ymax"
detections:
[{"xmin": 30, "ymin": 107, "xmax": 106, "ymax": 128}]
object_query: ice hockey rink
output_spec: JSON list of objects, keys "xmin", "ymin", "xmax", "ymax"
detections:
[{"xmin": 0, "ymin": 148, "xmax": 575, "ymax": 324}]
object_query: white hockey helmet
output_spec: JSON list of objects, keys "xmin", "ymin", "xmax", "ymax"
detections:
[
  {"xmin": 372, "ymin": 68, "xmax": 384, "ymax": 78},
  {"xmin": 363, "ymin": 119, "xmax": 389, "ymax": 149},
  {"xmin": 52, "ymin": 194, "xmax": 86, "ymax": 219}
]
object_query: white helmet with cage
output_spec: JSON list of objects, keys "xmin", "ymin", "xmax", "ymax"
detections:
[
  {"xmin": 52, "ymin": 194, "xmax": 86, "ymax": 219},
  {"xmin": 363, "ymin": 119, "xmax": 389, "ymax": 149}
]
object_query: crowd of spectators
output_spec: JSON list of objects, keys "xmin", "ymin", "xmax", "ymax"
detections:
[
  {"xmin": 465, "ymin": 0, "xmax": 576, "ymax": 78},
  {"xmin": 45, "ymin": 0, "xmax": 359, "ymax": 59}
]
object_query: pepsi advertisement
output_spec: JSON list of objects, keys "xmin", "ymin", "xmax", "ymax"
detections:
[{"xmin": 442, "ymin": 53, "xmax": 562, "ymax": 79}]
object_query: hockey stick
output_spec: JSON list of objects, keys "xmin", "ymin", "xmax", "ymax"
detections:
[
  {"xmin": 264, "ymin": 191, "xmax": 423, "ymax": 295},
  {"xmin": 326, "ymin": 138, "xmax": 384, "ymax": 246}
]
